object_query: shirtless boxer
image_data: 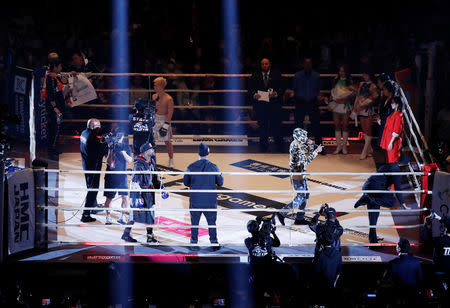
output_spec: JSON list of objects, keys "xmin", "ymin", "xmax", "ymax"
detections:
[{"xmin": 152, "ymin": 77, "xmax": 175, "ymax": 167}]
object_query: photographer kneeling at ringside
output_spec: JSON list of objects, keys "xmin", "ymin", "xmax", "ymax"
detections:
[
  {"xmin": 103, "ymin": 127, "xmax": 133, "ymax": 225},
  {"xmin": 245, "ymin": 216, "xmax": 280, "ymax": 265},
  {"xmin": 309, "ymin": 204, "xmax": 343, "ymax": 288}
]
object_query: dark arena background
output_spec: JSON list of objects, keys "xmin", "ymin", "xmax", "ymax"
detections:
[{"xmin": 1, "ymin": 0, "xmax": 450, "ymax": 307}]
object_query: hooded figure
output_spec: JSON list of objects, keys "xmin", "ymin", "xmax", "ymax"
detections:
[{"xmin": 275, "ymin": 128, "xmax": 322, "ymax": 225}]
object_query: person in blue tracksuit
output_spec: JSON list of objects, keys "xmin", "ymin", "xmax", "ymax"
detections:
[{"xmin": 183, "ymin": 143, "xmax": 224, "ymax": 248}]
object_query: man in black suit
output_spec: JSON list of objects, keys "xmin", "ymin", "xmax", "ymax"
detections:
[
  {"xmin": 249, "ymin": 58, "xmax": 284, "ymax": 152},
  {"xmin": 389, "ymin": 238, "xmax": 423, "ymax": 289}
]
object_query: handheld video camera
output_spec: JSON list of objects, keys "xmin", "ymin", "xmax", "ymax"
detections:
[
  {"xmin": 101, "ymin": 132, "xmax": 121, "ymax": 148},
  {"xmin": 255, "ymin": 216, "xmax": 276, "ymax": 237},
  {"xmin": 319, "ymin": 203, "xmax": 330, "ymax": 216},
  {"xmin": 135, "ymin": 98, "xmax": 156, "ymax": 124}
]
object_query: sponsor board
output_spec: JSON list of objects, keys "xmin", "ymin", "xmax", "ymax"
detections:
[
  {"xmin": 322, "ymin": 140, "xmax": 350, "ymax": 146},
  {"xmin": 67, "ymin": 74, "xmax": 98, "ymax": 107},
  {"xmin": 14, "ymin": 75, "xmax": 27, "ymax": 95},
  {"xmin": 33, "ymin": 67, "xmax": 49, "ymax": 148},
  {"xmin": 8, "ymin": 169, "xmax": 35, "ymax": 254},
  {"xmin": 10, "ymin": 68, "xmax": 31, "ymax": 139},
  {"xmin": 156, "ymin": 135, "xmax": 248, "ymax": 146}
]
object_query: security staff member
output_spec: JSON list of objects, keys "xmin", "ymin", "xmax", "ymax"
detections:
[
  {"xmin": 41, "ymin": 52, "xmax": 67, "ymax": 155},
  {"xmin": 80, "ymin": 118, "xmax": 107, "ymax": 222},
  {"xmin": 129, "ymin": 98, "xmax": 155, "ymax": 155},
  {"xmin": 183, "ymin": 143, "xmax": 223, "ymax": 249},
  {"xmin": 122, "ymin": 142, "xmax": 159, "ymax": 243}
]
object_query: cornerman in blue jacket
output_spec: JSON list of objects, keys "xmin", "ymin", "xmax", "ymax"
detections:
[{"xmin": 184, "ymin": 143, "xmax": 224, "ymax": 249}]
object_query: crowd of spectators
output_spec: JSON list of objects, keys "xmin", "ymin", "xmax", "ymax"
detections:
[{"xmin": 1, "ymin": 1, "xmax": 449, "ymax": 149}]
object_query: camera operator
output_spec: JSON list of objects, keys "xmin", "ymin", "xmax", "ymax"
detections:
[
  {"xmin": 309, "ymin": 204, "xmax": 343, "ymax": 287},
  {"xmin": 122, "ymin": 142, "xmax": 160, "ymax": 243},
  {"xmin": 104, "ymin": 127, "xmax": 132, "ymax": 225},
  {"xmin": 421, "ymin": 212, "xmax": 450, "ymax": 279},
  {"xmin": 41, "ymin": 52, "xmax": 67, "ymax": 155},
  {"xmin": 129, "ymin": 98, "xmax": 155, "ymax": 155},
  {"xmin": 245, "ymin": 217, "xmax": 280, "ymax": 265},
  {"xmin": 79, "ymin": 118, "xmax": 108, "ymax": 222}
]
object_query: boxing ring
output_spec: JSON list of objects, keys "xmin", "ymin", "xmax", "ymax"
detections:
[{"xmin": 11, "ymin": 70, "xmax": 436, "ymax": 263}]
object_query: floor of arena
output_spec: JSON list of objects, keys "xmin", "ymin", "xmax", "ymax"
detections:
[{"xmin": 14, "ymin": 143, "xmax": 428, "ymax": 264}]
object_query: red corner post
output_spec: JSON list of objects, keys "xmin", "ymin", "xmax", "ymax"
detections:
[{"xmin": 420, "ymin": 163, "xmax": 439, "ymax": 220}]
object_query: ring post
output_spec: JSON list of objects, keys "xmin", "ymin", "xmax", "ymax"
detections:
[{"xmin": 33, "ymin": 160, "xmax": 48, "ymax": 251}]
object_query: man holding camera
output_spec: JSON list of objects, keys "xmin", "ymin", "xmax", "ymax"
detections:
[
  {"xmin": 245, "ymin": 217, "xmax": 280, "ymax": 264},
  {"xmin": 421, "ymin": 212, "xmax": 450, "ymax": 277},
  {"xmin": 79, "ymin": 118, "xmax": 107, "ymax": 223},
  {"xmin": 122, "ymin": 142, "xmax": 160, "ymax": 243},
  {"xmin": 183, "ymin": 143, "xmax": 223, "ymax": 249},
  {"xmin": 129, "ymin": 98, "xmax": 155, "ymax": 155},
  {"xmin": 309, "ymin": 204, "xmax": 343, "ymax": 287},
  {"xmin": 104, "ymin": 127, "xmax": 133, "ymax": 225},
  {"xmin": 275, "ymin": 128, "xmax": 323, "ymax": 225}
]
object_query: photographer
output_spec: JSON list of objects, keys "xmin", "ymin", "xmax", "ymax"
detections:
[
  {"xmin": 245, "ymin": 217, "xmax": 280, "ymax": 264},
  {"xmin": 79, "ymin": 118, "xmax": 107, "ymax": 222},
  {"xmin": 104, "ymin": 127, "xmax": 132, "ymax": 225},
  {"xmin": 122, "ymin": 142, "xmax": 160, "ymax": 243},
  {"xmin": 421, "ymin": 212, "xmax": 450, "ymax": 277},
  {"xmin": 309, "ymin": 204, "xmax": 343, "ymax": 287},
  {"xmin": 129, "ymin": 98, "xmax": 155, "ymax": 155}
]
